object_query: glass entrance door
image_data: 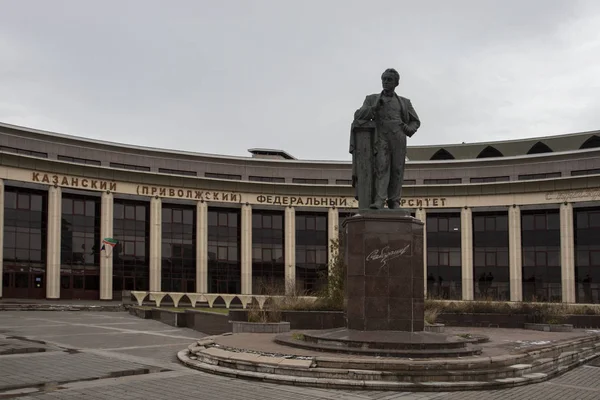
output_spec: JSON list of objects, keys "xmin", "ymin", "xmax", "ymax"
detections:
[
  {"xmin": 2, "ymin": 268, "xmax": 45, "ymax": 299},
  {"xmin": 60, "ymin": 270, "xmax": 100, "ymax": 300}
]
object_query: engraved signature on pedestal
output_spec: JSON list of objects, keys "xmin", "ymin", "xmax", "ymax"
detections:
[{"xmin": 366, "ymin": 244, "xmax": 411, "ymax": 270}]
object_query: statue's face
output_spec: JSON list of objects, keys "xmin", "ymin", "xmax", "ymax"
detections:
[{"xmin": 381, "ymin": 73, "xmax": 398, "ymax": 91}]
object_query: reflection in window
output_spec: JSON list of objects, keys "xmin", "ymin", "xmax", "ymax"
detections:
[
  {"xmin": 521, "ymin": 210, "xmax": 561, "ymax": 302},
  {"xmin": 208, "ymin": 209, "xmax": 240, "ymax": 293},
  {"xmin": 472, "ymin": 212, "xmax": 509, "ymax": 300},
  {"xmin": 60, "ymin": 196, "xmax": 101, "ymax": 295},
  {"xmin": 426, "ymin": 213, "xmax": 461, "ymax": 299},
  {"xmin": 161, "ymin": 205, "xmax": 196, "ymax": 292},
  {"xmin": 295, "ymin": 213, "xmax": 328, "ymax": 294},
  {"xmin": 575, "ymin": 208, "xmax": 600, "ymax": 303},
  {"xmin": 3, "ymin": 189, "xmax": 47, "ymax": 289},
  {"xmin": 113, "ymin": 201, "xmax": 149, "ymax": 292},
  {"xmin": 252, "ymin": 211, "xmax": 285, "ymax": 293}
]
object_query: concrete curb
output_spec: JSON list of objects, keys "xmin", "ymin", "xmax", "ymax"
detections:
[{"xmin": 0, "ymin": 304, "xmax": 126, "ymax": 312}]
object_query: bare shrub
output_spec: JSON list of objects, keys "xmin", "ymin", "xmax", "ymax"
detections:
[{"xmin": 424, "ymin": 304, "xmax": 441, "ymax": 325}]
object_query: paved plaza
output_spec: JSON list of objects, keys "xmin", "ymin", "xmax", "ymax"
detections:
[{"xmin": 1, "ymin": 311, "xmax": 600, "ymax": 399}]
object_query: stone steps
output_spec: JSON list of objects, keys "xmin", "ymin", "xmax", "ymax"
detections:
[
  {"xmin": 178, "ymin": 334, "xmax": 600, "ymax": 391},
  {"xmin": 275, "ymin": 334, "xmax": 482, "ymax": 358}
]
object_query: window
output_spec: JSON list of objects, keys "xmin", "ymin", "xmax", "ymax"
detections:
[
  {"xmin": 295, "ymin": 213, "xmax": 328, "ymax": 293},
  {"xmin": 476, "ymin": 146, "xmax": 503, "ymax": 158},
  {"xmin": 335, "ymin": 179, "xmax": 353, "ymax": 185},
  {"xmin": 403, "ymin": 179, "xmax": 416, "ymax": 185},
  {"xmin": 518, "ymin": 172, "xmax": 561, "ymax": 180},
  {"xmin": 292, "ymin": 178, "xmax": 329, "ymax": 184},
  {"xmin": 2, "ymin": 188, "xmax": 47, "ymax": 296},
  {"xmin": 521, "ymin": 211, "xmax": 561, "ymax": 302},
  {"xmin": 249, "ymin": 176, "xmax": 285, "ymax": 183},
  {"xmin": 426, "ymin": 213, "xmax": 461, "ymax": 300},
  {"xmin": 161, "ymin": 205, "xmax": 196, "ymax": 292},
  {"xmin": 112, "ymin": 201, "xmax": 150, "ymax": 292},
  {"xmin": 252, "ymin": 211, "xmax": 285, "ymax": 293},
  {"xmin": 575, "ymin": 208, "xmax": 600, "ymax": 303},
  {"xmin": 472, "ymin": 212, "xmax": 510, "ymax": 300},
  {"xmin": 205, "ymin": 172, "xmax": 242, "ymax": 180},
  {"xmin": 580, "ymin": 135, "xmax": 600, "ymax": 149},
  {"xmin": 470, "ymin": 176, "xmax": 510, "ymax": 183},
  {"xmin": 527, "ymin": 141, "xmax": 553, "ymax": 154},
  {"xmin": 571, "ymin": 169, "xmax": 600, "ymax": 177},
  {"xmin": 423, "ymin": 178, "xmax": 462, "ymax": 185},
  {"xmin": 430, "ymin": 148, "xmax": 455, "ymax": 160},
  {"xmin": 0, "ymin": 145, "xmax": 48, "ymax": 158},
  {"xmin": 110, "ymin": 162, "xmax": 151, "ymax": 172},
  {"xmin": 60, "ymin": 196, "xmax": 101, "ymax": 297},
  {"xmin": 3, "ymin": 189, "xmax": 46, "ymax": 265},
  {"xmin": 57, "ymin": 155, "xmax": 101, "ymax": 166},
  {"xmin": 56, "ymin": 155, "xmax": 102, "ymax": 165},
  {"xmin": 158, "ymin": 168, "xmax": 197, "ymax": 177},
  {"xmin": 208, "ymin": 209, "xmax": 241, "ymax": 293}
]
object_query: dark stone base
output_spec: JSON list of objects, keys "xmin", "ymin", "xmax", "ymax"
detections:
[
  {"xmin": 229, "ymin": 310, "xmax": 345, "ymax": 330},
  {"xmin": 275, "ymin": 328, "xmax": 482, "ymax": 358},
  {"xmin": 344, "ymin": 211, "xmax": 424, "ymax": 332}
]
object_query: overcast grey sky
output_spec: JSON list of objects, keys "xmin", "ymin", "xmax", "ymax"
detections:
[{"xmin": 1, "ymin": 0, "xmax": 600, "ymax": 161}]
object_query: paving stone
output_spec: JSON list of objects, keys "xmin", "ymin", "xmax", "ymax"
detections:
[{"xmin": 2, "ymin": 310, "xmax": 600, "ymax": 399}]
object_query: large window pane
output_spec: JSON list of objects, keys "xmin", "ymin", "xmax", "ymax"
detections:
[
  {"xmin": 426, "ymin": 213, "xmax": 462, "ymax": 300},
  {"xmin": 208, "ymin": 209, "xmax": 240, "ymax": 294},
  {"xmin": 295, "ymin": 212, "xmax": 328, "ymax": 294},
  {"xmin": 472, "ymin": 212, "xmax": 509, "ymax": 300}
]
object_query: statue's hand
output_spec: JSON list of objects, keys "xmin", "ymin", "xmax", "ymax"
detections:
[{"xmin": 402, "ymin": 123, "xmax": 417, "ymax": 137}]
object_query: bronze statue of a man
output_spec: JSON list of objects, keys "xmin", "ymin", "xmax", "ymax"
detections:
[{"xmin": 352, "ymin": 68, "xmax": 420, "ymax": 209}]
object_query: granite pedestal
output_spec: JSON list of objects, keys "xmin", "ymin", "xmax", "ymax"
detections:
[
  {"xmin": 273, "ymin": 210, "xmax": 474, "ymax": 358},
  {"xmin": 344, "ymin": 210, "xmax": 424, "ymax": 332}
]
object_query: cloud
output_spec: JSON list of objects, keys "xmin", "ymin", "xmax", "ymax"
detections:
[{"xmin": 1, "ymin": 0, "xmax": 599, "ymax": 161}]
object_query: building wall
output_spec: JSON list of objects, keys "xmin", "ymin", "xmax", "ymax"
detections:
[{"xmin": 3, "ymin": 125, "xmax": 600, "ymax": 303}]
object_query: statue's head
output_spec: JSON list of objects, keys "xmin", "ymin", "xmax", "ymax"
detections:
[{"xmin": 381, "ymin": 68, "xmax": 400, "ymax": 91}]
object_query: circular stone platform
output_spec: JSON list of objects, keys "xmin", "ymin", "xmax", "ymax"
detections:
[{"xmin": 274, "ymin": 328, "xmax": 484, "ymax": 358}]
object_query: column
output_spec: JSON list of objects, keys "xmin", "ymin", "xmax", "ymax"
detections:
[
  {"xmin": 99, "ymin": 192, "xmax": 114, "ymax": 300},
  {"xmin": 560, "ymin": 202, "xmax": 575, "ymax": 303},
  {"xmin": 508, "ymin": 205, "xmax": 522, "ymax": 302},
  {"xmin": 461, "ymin": 207, "xmax": 473, "ymax": 300},
  {"xmin": 196, "ymin": 201, "xmax": 208, "ymax": 293},
  {"xmin": 415, "ymin": 208, "xmax": 427, "ymax": 296},
  {"xmin": 327, "ymin": 207, "xmax": 339, "ymax": 274},
  {"xmin": 0, "ymin": 179, "xmax": 4, "ymax": 299},
  {"xmin": 149, "ymin": 197, "xmax": 162, "ymax": 292},
  {"xmin": 284, "ymin": 206, "xmax": 296, "ymax": 294},
  {"xmin": 241, "ymin": 204, "xmax": 253, "ymax": 294},
  {"xmin": 46, "ymin": 186, "xmax": 62, "ymax": 299}
]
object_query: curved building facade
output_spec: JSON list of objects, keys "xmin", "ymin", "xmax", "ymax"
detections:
[{"xmin": 2, "ymin": 121, "xmax": 600, "ymax": 303}]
